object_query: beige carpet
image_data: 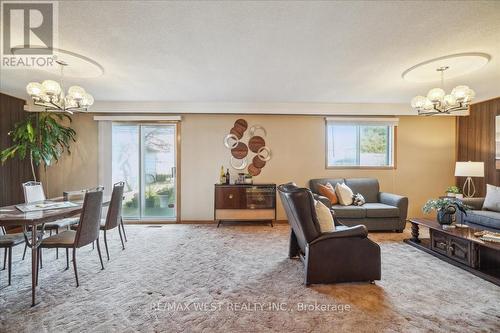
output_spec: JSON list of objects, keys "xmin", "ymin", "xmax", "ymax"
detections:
[{"xmin": 0, "ymin": 224, "xmax": 499, "ymax": 333}]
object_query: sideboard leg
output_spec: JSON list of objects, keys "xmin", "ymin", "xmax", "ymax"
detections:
[
  {"xmin": 216, "ymin": 220, "xmax": 222, "ymax": 228},
  {"xmin": 411, "ymin": 222, "xmax": 420, "ymax": 243}
]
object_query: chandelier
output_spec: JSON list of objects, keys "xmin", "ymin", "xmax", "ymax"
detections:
[
  {"xmin": 410, "ymin": 66, "xmax": 475, "ymax": 116},
  {"xmin": 26, "ymin": 60, "xmax": 94, "ymax": 114}
]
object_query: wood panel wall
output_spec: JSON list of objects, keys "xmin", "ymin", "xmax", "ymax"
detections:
[
  {"xmin": 0, "ymin": 93, "xmax": 35, "ymax": 206},
  {"xmin": 457, "ymin": 97, "xmax": 500, "ymax": 197}
]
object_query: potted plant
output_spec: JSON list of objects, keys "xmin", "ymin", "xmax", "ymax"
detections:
[
  {"xmin": 445, "ymin": 186, "xmax": 462, "ymax": 198},
  {"xmin": 0, "ymin": 112, "xmax": 76, "ymax": 181},
  {"xmin": 157, "ymin": 186, "xmax": 174, "ymax": 208},
  {"xmin": 423, "ymin": 198, "xmax": 470, "ymax": 225}
]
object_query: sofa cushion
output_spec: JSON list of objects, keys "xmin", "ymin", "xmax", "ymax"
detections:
[
  {"xmin": 363, "ymin": 203, "xmax": 400, "ymax": 218},
  {"xmin": 309, "ymin": 178, "xmax": 344, "ymax": 195},
  {"xmin": 483, "ymin": 184, "xmax": 500, "ymax": 212},
  {"xmin": 331, "ymin": 205, "xmax": 366, "ymax": 218},
  {"xmin": 464, "ymin": 210, "xmax": 500, "ymax": 230},
  {"xmin": 335, "ymin": 183, "xmax": 354, "ymax": 206},
  {"xmin": 317, "ymin": 183, "xmax": 338, "ymax": 205},
  {"xmin": 344, "ymin": 178, "xmax": 379, "ymax": 203}
]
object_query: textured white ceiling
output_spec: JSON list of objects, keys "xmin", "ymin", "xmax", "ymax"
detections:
[{"xmin": 1, "ymin": 0, "xmax": 500, "ymax": 109}]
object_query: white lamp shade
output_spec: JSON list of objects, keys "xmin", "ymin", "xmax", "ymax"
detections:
[{"xmin": 455, "ymin": 161, "xmax": 484, "ymax": 177}]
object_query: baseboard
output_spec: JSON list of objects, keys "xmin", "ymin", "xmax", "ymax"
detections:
[{"xmin": 123, "ymin": 220, "xmax": 289, "ymax": 225}]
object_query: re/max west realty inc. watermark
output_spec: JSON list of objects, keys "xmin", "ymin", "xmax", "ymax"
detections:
[{"xmin": 1, "ymin": 0, "xmax": 58, "ymax": 68}]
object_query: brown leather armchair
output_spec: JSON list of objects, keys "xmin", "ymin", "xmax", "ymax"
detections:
[{"xmin": 278, "ymin": 183, "xmax": 381, "ymax": 284}]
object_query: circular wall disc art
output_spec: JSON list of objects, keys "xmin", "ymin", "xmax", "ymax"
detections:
[
  {"xmin": 248, "ymin": 163, "xmax": 262, "ymax": 176},
  {"xmin": 230, "ymin": 156, "xmax": 248, "ymax": 170},
  {"xmin": 234, "ymin": 119, "xmax": 248, "ymax": 133},
  {"xmin": 223, "ymin": 134, "xmax": 239, "ymax": 149},
  {"xmin": 223, "ymin": 119, "xmax": 271, "ymax": 176},
  {"xmin": 230, "ymin": 127, "xmax": 244, "ymax": 139},
  {"xmin": 256, "ymin": 146, "xmax": 272, "ymax": 161},
  {"xmin": 248, "ymin": 136, "xmax": 265, "ymax": 153},
  {"xmin": 231, "ymin": 142, "xmax": 248, "ymax": 159},
  {"xmin": 249, "ymin": 125, "xmax": 267, "ymax": 138},
  {"xmin": 252, "ymin": 155, "xmax": 266, "ymax": 168}
]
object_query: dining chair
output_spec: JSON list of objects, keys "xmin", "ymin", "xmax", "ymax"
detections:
[
  {"xmin": 0, "ymin": 227, "xmax": 25, "ymax": 286},
  {"xmin": 36, "ymin": 188, "xmax": 105, "ymax": 287},
  {"xmin": 22, "ymin": 181, "xmax": 79, "ymax": 260},
  {"xmin": 71, "ymin": 182, "xmax": 126, "ymax": 260}
]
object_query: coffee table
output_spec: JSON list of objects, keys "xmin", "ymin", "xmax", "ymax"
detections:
[{"xmin": 405, "ymin": 218, "xmax": 500, "ymax": 286}]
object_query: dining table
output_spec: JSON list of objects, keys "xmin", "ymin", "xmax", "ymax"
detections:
[{"xmin": 0, "ymin": 196, "xmax": 111, "ymax": 306}]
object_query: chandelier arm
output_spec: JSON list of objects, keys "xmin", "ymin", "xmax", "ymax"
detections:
[{"xmin": 49, "ymin": 100, "xmax": 63, "ymax": 110}]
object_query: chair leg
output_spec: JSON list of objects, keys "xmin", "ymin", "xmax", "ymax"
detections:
[
  {"xmin": 8, "ymin": 247, "xmax": 12, "ymax": 286},
  {"xmin": 22, "ymin": 243, "xmax": 27, "ymax": 260},
  {"xmin": 121, "ymin": 218, "xmax": 127, "ymax": 242},
  {"xmin": 55, "ymin": 229, "xmax": 59, "ymax": 259},
  {"xmin": 103, "ymin": 230, "xmax": 110, "ymax": 261},
  {"xmin": 3, "ymin": 248, "xmax": 6, "ymax": 270},
  {"xmin": 92, "ymin": 241, "xmax": 95, "ymax": 250},
  {"xmin": 36, "ymin": 248, "xmax": 40, "ymax": 286},
  {"xmin": 72, "ymin": 248, "xmax": 79, "ymax": 287},
  {"xmin": 118, "ymin": 225, "xmax": 125, "ymax": 250},
  {"xmin": 40, "ymin": 248, "xmax": 43, "ymax": 269},
  {"xmin": 65, "ymin": 248, "xmax": 69, "ymax": 270},
  {"xmin": 96, "ymin": 238, "xmax": 105, "ymax": 270}
]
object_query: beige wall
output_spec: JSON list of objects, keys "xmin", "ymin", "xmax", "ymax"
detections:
[{"xmin": 43, "ymin": 114, "xmax": 456, "ymax": 221}]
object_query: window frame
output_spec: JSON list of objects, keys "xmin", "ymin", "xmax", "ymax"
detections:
[{"xmin": 324, "ymin": 119, "xmax": 397, "ymax": 170}]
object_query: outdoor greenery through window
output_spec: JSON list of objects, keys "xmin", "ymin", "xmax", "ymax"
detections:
[{"xmin": 326, "ymin": 120, "xmax": 395, "ymax": 168}]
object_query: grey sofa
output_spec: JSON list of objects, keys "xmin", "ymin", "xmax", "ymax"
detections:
[
  {"xmin": 309, "ymin": 178, "xmax": 408, "ymax": 232},
  {"xmin": 457, "ymin": 197, "xmax": 500, "ymax": 231}
]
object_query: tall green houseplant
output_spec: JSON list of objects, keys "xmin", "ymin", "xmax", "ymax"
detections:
[{"xmin": 0, "ymin": 112, "xmax": 76, "ymax": 181}]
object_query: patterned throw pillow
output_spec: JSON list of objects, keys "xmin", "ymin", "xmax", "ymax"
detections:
[{"xmin": 352, "ymin": 193, "xmax": 366, "ymax": 206}]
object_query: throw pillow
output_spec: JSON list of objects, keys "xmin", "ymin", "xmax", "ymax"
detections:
[
  {"xmin": 352, "ymin": 193, "xmax": 366, "ymax": 206},
  {"xmin": 483, "ymin": 184, "xmax": 500, "ymax": 212},
  {"xmin": 317, "ymin": 183, "xmax": 339, "ymax": 205},
  {"xmin": 335, "ymin": 182, "xmax": 354, "ymax": 206},
  {"xmin": 314, "ymin": 200, "xmax": 335, "ymax": 232}
]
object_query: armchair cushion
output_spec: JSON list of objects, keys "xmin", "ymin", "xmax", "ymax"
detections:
[
  {"xmin": 314, "ymin": 200, "xmax": 335, "ymax": 232},
  {"xmin": 331, "ymin": 205, "xmax": 366, "ymax": 218},
  {"xmin": 363, "ymin": 203, "xmax": 400, "ymax": 218},
  {"xmin": 310, "ymin": 225, "xmax": 368, "ymax": 245}
]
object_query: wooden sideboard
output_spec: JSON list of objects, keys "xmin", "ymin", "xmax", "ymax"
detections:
[{"xmin": 214, "ymin": 184, "xmax": 276, "ymax": 227}]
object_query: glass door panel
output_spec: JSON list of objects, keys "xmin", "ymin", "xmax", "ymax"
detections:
[
  {"xmin": 112, "ymin": 124, "xmax": 140, "ymax": 218},
  {"xmin": 112, "ymin": 123, "xmax": 177, "ymax": 221},
  {"xmin": 141, "ymin": 125, "xmax": 176, "ymax": 219}
]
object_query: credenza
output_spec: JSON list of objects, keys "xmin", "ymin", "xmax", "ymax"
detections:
[{"xmin": 214, "ymin": 184, "xmax": 276, "ymax": 227}]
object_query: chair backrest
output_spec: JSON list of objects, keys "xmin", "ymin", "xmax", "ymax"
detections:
[
  {"xmin": 22, "ymin": 181, "xmax": 46, "ymax": 203},
  {"xmin": 104, "ymin": 181, "xmax": 125, "ymax": 230},
  {"xmin": 278, "ymin": 183, "xmax": 322, "ymax": 252},
  {"xmin": 75, "ymin": 188, "xmax": 104, "ymax": 248}
]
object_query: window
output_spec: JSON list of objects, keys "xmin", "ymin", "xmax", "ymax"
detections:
[{"xmin": 326, "ymin": 118, "xmax": 397, "ymax": 168}]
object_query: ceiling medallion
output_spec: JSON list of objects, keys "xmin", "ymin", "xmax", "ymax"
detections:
[
  {"xmin": 26, "ymin": 60, "xmax": 94, "ymax": 114},
  {"xmin": 404, "ymin": 53, "xmax": 490, "ymax": 116},
  {"xmin": 410, "ymin": 66, "xmax": 475, "ymax": 116}
]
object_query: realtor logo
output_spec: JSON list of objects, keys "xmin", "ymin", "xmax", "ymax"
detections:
[{"xmin": 1, "ymin": 0, "xmax": 58, "ymax": 67}]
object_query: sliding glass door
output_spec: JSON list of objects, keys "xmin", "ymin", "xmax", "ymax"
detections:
[{"xmin": 112, "ymin": 123, "xmax": 177, "ymax": 221}]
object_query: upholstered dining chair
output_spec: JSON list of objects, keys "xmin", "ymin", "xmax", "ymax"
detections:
[
  {"xmin": 0, "ymin": 227, "xmax": 25, "ymax": 286},
  {"xmin": 37, "ymin": 188, "xmax": 105, "ymax": 287},
  {"xmin": 22, "ymin": 181, "xmax": 79, "ymax": 260},
  {"xmin": 71, "ymin": 182, "xmax": 126, "ymax": 260}
]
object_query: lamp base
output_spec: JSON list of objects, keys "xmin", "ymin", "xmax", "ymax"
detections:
[
  {"xmin": 462, "ymin": 177, "xmax": 476, "ymax": 198},
  {"xmin": 455, "ymin": 223, "xmax": 469, "ymax": 228}
]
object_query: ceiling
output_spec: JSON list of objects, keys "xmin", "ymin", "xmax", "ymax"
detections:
[{"xmin": 1, "ymin": 0, "xmax": 500, "ymax": 112}]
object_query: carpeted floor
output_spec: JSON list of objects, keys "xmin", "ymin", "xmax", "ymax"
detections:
[{"xmin": 0, "ymin": 224, "xmax": 499, "ymax": 333}]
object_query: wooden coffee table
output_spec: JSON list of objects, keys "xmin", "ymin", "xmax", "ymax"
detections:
[{"xmin": 405, "ymin": 218, "xmax": 500, "ymax": 286}]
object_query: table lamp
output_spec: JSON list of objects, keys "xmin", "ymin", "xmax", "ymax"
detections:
[{"xmin": 454, "ymin": 161, "xmax": 485, "ymax": 198}]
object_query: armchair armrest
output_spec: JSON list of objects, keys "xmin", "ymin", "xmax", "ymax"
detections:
[
  {"xmin": 310, "ymin": 225, "xmax": 367, "ymax": 245},
  {"xmin": 379, "ymin": 192, "xmax": 408, "ymax": 220},
  {"xmin": 313, "ymin": 193, "xmax": 332, "ymax": 208},
  {"xmin": 460, "ymin": 197, "xmax": 484, "ymax": 210}
]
